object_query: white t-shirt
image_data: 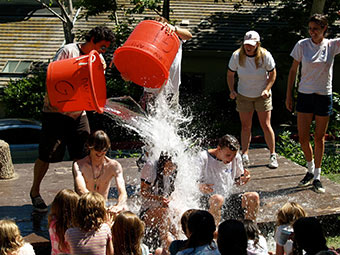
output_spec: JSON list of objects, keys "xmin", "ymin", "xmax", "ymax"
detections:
[
  {"xmin": 140, "ymin": 160, "xmax": 173, "ymax": 211},
  {"xmin": 144, "ymin": 40, "xmax": 183, "ymax": 96},
  {"xmin": 18, "ymin": 242, "xmax": 36, "ymax": 255},
  {"xmin": 198, "ymin": 150, "xmax": 244, "ymax": 195},
  {"xmin": 247, "ymin": 235, "xmax": 268, "ymax": 255},
  {"xmin": 228, "ymin": 48, "xmax": 276, "ymax": 98},
  {"xmin": 274, "ymin": 224, "xmax": 294, "ymax": 255},
  {"xmin": 290, "ymin": 38, "xmax": 340, "ymax": 95}
]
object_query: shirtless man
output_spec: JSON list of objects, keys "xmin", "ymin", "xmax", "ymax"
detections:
[{"xmin": 72, "ymin": 130, "xmax": 128, "ymax": 214}]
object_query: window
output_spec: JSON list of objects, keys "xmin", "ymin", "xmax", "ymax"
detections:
[{"xmin": 2, "ymin": 60, "xmax": 32, "ymax": 73}]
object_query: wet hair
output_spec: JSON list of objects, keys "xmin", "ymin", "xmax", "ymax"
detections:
[
  {"xmin": 87, "ymin": 130, "xmax": 111, "ymax": 152},
  {"xmin": 183, "ymin": 210, "xmax": 216, "ymax": 251},
  {"xmin": 217, "ymin": 219, "xmax": 248, "ymax": 255},
  {"xmin": 293, "ymin": 217, "xmax": 328, "ymax": 255},
  {"xmin": 218, "ymin": 134, "xmax": 240, "ymax": 151},
  {"xmin": 0, "ymin": 219, "xmax": 24, "ymax": 255},
  {"xmin": 243, "ymin": 220, "xmax": 260, "ymax": 248},
  {"xmin": 73, "ymin": 192, "xmax": 107, "ymax": 232},
  {"xmin": 48, "ymin": 189, "xmax": 79, "ymax": 252},
  {"xmin": 112, "ymin": 211, "xmax": 145, "ymax": 255},
  {"xmin": 154, "ymin": 152, "xmax": 177, "ymax": 196},
  {"xmin": 238, "ymin": 43, "xmax": 266, "ymax": 69},
  {"xmin": 180, "ymin": 209, "xmax": 197, "ymax": 237},
  {"xmin": 309, "ymin": 14, "xmax": 328, "ymax": 35},
  {"xmin": 276, "ymin": 202, "xmax": 306, "ymax": 226},
  {"xmin": 84, "ymin": 26, "xmax": 115, "ymax": 44}
]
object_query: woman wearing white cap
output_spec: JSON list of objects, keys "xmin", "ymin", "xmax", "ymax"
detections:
[
  {"xmin": 227, "ymin": 30, "xmax": 278, "ymax": 169},
  {"xmin": 286, "ymin": 14, "xmax": 340, "ymax": 194}
]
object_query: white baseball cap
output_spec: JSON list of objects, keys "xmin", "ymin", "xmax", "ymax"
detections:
[{"xmin": 243, "ymin": 31, "xmax": 260, "ymax": 46}]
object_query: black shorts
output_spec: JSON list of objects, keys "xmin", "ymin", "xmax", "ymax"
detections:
[
  {"xmin": 296, "ymin": 92, "xmax": 332, "ymax": 116},
  {"xmin": 39, "ymin": 112, "xmax": 90, "ymax": 162},
  {"xmin": 200, "ymin": 193, "xmax": 245, "ymax": 221}
]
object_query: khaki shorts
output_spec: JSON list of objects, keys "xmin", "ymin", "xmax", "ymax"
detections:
[{"xmin": 236, "ymin": 94, "xmax": 273, "ymax": 112}]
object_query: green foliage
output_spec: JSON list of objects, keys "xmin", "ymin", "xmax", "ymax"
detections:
[
  {"xmin": 75, "ymin": 0, "xmax": 118, "ymax": 20},
  {"xmin": 328, "ymin": 92, "xmax": 340, "ymax": 138},
  {"xmin": 2, "ymin": 70, "xmax": 46, "ymax": 121},
  {"xmin": 277, "ymin": 130, "xmax": 340, "ymax": 175},
  {"xmin": 126, "ymin": 0, "xmax": 162, "ymax": 15}
]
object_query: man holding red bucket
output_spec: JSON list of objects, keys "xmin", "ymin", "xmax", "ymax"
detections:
[{"xmin": 29, "ymin": 26, "xmax": 115, "ymax": 213}]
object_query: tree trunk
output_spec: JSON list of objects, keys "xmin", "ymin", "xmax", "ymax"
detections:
[
  {"xmin": 162, "ymin": 0, "xmax": 170, "ymax": 21},
  {"xmin": 0, "ymin": 140, "xmax": 14, "ymax": 179},
  {"xmin": 63, "ymin": 20, "xmax": 74, "ymax": 44},
  {"xmin": 310, "ymin": 0, "xmax": 326, "ymax": 15}
]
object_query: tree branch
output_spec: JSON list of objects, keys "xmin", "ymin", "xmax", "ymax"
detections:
[
  {"xmin": 55, "ymin": 0, "xmax": 73, "ymax": 25},
  {"xmin": 34, "ymin": 0, "xmax": 66, "ymax": 23}
]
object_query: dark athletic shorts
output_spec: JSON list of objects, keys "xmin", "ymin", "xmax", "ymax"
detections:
[
  {"xmin": 200, "ymin": 192, "xmax": 245, "ymax": 220},
  {"xmin": 39, "ymin": 112, "xmax": 90, "ymax": 162},
  {"xmin": 296, "ymin": 92, "xmax": 332, "ymax": 116}
]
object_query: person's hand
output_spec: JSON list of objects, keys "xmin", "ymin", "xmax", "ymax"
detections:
[
  {"xmin": 106, "ymin": 211, "xmax": 115, "ymax": 228},
  {"xmin": 199, "ymin": 183, "xmax": 214, "ymax": 194},
  {"xmin": 163, "ymin": 23, "xmax": 176, "ymax": 35},
  {"xmin": 229, "ymin": 91, "xmax": 237, "ymax": 100},
  {"xmin": 108, "ymin": 203, "xmax": 128, "ymax": 216},
  {"xmin": 261, "ymin": 89, "xmax": 271, "ymax": 99},
  {"xmin": 285, "ymin": 96, "xmax": 293, "ymax": 112},
  {"xmin": 239, "ymin": 169, "xmax": 251, "ymax": 185},
  {"xmin": 160, "ymin": 197, "xmax": 171, "ymax": 207}
]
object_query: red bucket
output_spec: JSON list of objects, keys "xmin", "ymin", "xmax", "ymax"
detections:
[
  {"xmin": 46, "ymin": 50, "xmax": 106, "ymax": 113},
  {"xmin": 113, "ymin": 20, "xmax": 180, "ymax": 88}
]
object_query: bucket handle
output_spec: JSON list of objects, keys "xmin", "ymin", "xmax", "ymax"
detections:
[{"xmin": 77, "ymin": 54, "xmax": 96, "ymax": 66}]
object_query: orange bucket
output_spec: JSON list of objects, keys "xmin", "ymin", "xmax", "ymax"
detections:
[
  {"xmin": 46, "ymin": 50, "xmax": 106, "ymax": 113},
  {"xmin": 113, "ymin": 20, "xmax": 180, "ymax": 88}
]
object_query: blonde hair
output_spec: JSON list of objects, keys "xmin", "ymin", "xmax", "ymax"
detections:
[
  {"xmin": 112, "ymin": 211, "xmax": 145, "ymax": 255},
  {"xmin": 238, "ymin": 43, "xmax": 266, "ymax": 69},
  {"xmin": 73, "ymin": 192, "xmax": 107, "ymax": 232},
  {"xmin": 276, "ymin": 202, "xmax": 306, "ymax": 226},
  {"xmin": 0, "ymin": 219, "xmax": 24, "ymax": 255},
  {"xmin": 48, "ymin": 189, "xmax": 79, "ymax": 252}
]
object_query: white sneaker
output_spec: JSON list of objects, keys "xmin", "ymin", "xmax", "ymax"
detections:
[
  {"xmin": 268, "ymin": 153, "xmax": 279, "ymax": 169},
  {"xmin": 242, "ymin": 154, "xmax": 250, "ymax": 166}
]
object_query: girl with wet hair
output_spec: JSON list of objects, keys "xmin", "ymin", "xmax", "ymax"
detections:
[
  {"xmin": 275, "ymin": 202, "xmax": 306, "ymax": 255},
  {"xmin": 112, "ymin": 211, "xmax": 150, "ymax": 255},
  {"xmin": 243, "ymin": 220, "xmax": 268, "ymax": 255},
  {"xmin": 0, "ymin": 219, "xmax": 35, "ymax": 255},
  {"xmin": 177, "ymin": 210, "xmax": 219, "ymax": 255},
  {"xmin": 48, "ymin": 189, "xmax": 79, "ymax": 255},
  {"xmin": 217, "ymin": 219, "xmax": 248, "ymax": 255},
  {"xmin": 65, "ymin": 192, "xmax": 113, "ymax": 255},
  {"xmin": 140, "ymin": 151, "xmax": 178, "ymax": 250}
]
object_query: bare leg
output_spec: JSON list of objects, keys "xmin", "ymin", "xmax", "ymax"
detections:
[
  {"xmin": 30, "ymin": 158, "xmax": 49, "ymax": 197},
  {"xmin": 257, "ymin": 111, "xmax": 275, "ymax": 154},
  {"xmin": 297, "ymin": 113, "xmax": 314, "ymax": 162},
  {"xmin": 314, "ymin": 115, "xmax": 329, "ymax": 168},
  {"xmin": 208, "ymin": 194, "xmax": 224, "ymax": 226},
  {"xmin": 239, "ymin": 111, "xmax": 254, "ymax": 155},
  {"xmin": 242, "ymin": 192, "xmax": 260, "ymax": 221}
]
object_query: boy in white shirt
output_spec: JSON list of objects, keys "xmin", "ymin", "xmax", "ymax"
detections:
[{"xmin": 198, "ymin": 134, "xmax": 260, "ymax": 225}]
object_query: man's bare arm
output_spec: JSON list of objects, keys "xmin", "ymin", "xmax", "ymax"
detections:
[
  {"xmin": 72, "ymin": 161, "xmax": 89, "ymax": 196},
  {"xmin": 109, "ymin": 161, "xmax": 128, "ymax": 213}
]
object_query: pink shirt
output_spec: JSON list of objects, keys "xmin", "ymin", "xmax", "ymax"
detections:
[
  {"xmin": 65, "ymin": 223, "xmax": 112, "ymax": 255},
  {"xmin": 49, "ymin": 219, "xmax": 70, "ymax": 255}
]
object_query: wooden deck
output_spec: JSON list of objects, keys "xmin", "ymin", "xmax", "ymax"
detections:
[{"xmin": 1, "ymin": 148, "xmax": 340, "ymax": 239}]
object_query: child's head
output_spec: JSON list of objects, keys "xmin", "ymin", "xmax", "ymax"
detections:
[
  {"xmin": 185, "ymin": 210, "xmax": 216, "ymax": 249},
  {"xmin": 216, "ymin": 134, "xmax": 240, "ymax": 164},
  {"xmin": 157, "ymin": 151, "xmax": 177, "ymax": 176},
  {"xmin": 112, "ymin": 211, "xmax": 145, "ymax": 255},
  {"xmin": 293, "ymin": 217, "xmax": 328, "ymax": 254},
  {"xmin": 276, "ymin": 202, "xmax": 306, "ymax": 226},
  {"xmin": 217, "ymin": 219, "xmax": 247, "ymax": 255},
  {"xmin": 48, "ymin": 189, "xmax": 79, "ymax": 251},
  {"xmin": 0, "ymin": 219, "xmax": 24, "ymax": 255},
  {"xmin": 243, "ymin": 219, "xmax": 260, "ymax": 241},
  {"xmin": 180, "ymin": 209, "xmax": 197, "ymax": 237},
  {"xmin": 74, "ymin": 192, "xmax": 107, "ymax": 232},
  {"xmin": 87, "ymin": 130, "xmax": 111, "ymax": 153}
]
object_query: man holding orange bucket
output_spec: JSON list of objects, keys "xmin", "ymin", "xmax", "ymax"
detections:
[{"xmin": 29, "ymin": 26, "xmax": 115, "ymax": 213}]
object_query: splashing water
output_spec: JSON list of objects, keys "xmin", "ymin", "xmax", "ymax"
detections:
[{"xmin": 104, "ymin": 85, "xmax": 235, "ymax": 244}]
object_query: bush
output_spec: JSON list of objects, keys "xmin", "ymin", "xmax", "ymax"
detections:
[{"xmin": 2, "ymin": 70, "xmax": 46, "ymax": 121}]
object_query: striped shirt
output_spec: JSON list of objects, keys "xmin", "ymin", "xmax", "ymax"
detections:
[{"xmin": 65, "ymin": 223, "xmax": 112, "ymax": 255}]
